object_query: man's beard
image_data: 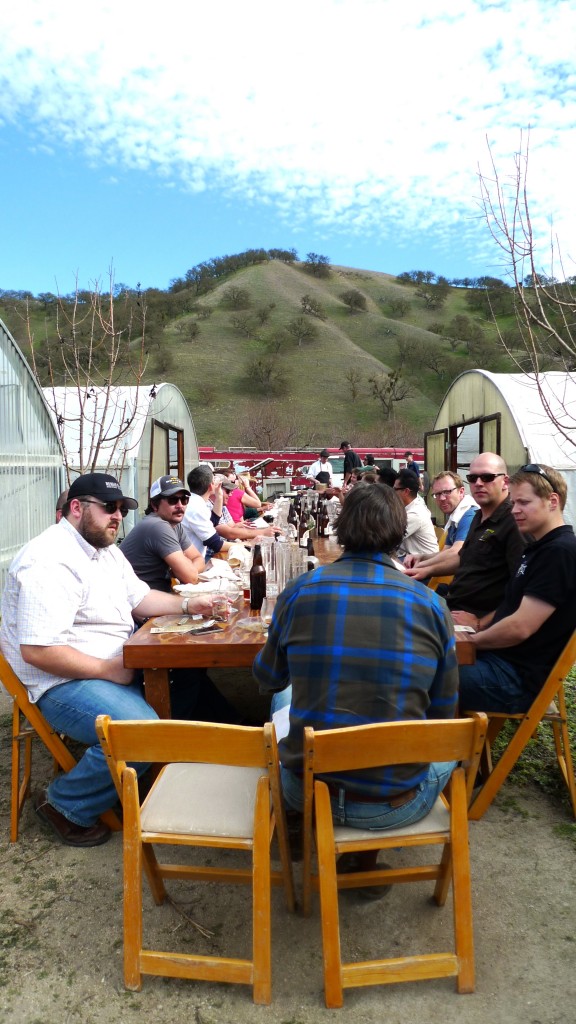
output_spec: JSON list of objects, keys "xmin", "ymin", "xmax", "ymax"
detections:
[{"xmin": 78, "ymin": 508, "xmax": 118, "ymax": 548}]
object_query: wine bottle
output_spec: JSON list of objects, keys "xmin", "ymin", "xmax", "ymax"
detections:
[{"xmin": 249, "ymin": 544, "xmax": 267, "ymax": 610}]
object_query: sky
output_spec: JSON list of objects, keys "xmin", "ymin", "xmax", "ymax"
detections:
[{"xmin": 0, "ymin": 0, "xmax": 575, "ymax": 296}]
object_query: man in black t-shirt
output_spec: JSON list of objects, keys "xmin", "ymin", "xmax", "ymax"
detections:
[
  {"xmin": 340, "ymin": 441, "xmax": 362, "ymax": 486},
  {"xmin": 405, "ymin": 452, "xmax": 525, "ymax": 615},
  {"xmin": 456, "ymin": 464, "xmax": 576, "ymax": 713}
]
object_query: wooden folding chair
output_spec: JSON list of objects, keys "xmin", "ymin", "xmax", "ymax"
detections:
[
  {"xmin": 468, "ymin": 632, "xmax": 576, "ymax": 821},
  {"xmin": 301, "ymin": 715, "xmax": 487, "ymax": 1008},
  {"xmin": 96, "ymin": 716, "xmax": 295, "ymax": 1004},
  {"xmin": 0, "ymin": 651, "xmax": 120, "ymax": 841},
  {"xmin": 428, "ymin": 573, "xmax": 454, "ymax": 592}
]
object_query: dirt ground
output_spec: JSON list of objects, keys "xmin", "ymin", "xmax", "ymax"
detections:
[{"xmin": 1, "ymin": 671, "xmax": 575, "ymax": 1024}]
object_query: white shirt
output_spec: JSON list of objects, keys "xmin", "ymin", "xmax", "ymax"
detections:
[
  {"xmin": 0, "ymin": 518, "xmax": 149, "ymax": 702},
  {"xmin": 397, "ymin": 496, "xmax": 439, "ymax": 560},
  {"xmin": 307, "ymin": 459, "xmax": 333, "ymax": 484},
  {"xmin": 182, "ymin": 492, "xmax": 216, "ymax": 557}
]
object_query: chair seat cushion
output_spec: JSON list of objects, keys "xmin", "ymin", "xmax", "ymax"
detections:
[
  {"xmin": 140, "ymin": 763, "xmax": 265, "ymax": 837},
  {"xmin": 331, "ymin": 796, "xmax": 449, "ymax": 843}
]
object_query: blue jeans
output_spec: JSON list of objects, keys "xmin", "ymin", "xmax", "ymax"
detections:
[
  {"xmin": 38, "ymin": 678, "xmax": 158, "ymax": 826},
  {"xmin": 271, "ymin": 688, "xmax": 456, "ymax": 830},
  {"xmin": 459, "ymin": 653, "xmax": 531, "ymax": 714}
]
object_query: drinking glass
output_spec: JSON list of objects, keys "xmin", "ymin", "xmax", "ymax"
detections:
[{"xmin": 259, "ymin": 597, "xmax": 274, "ymax": 630}]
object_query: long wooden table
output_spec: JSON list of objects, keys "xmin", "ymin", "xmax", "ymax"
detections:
[{"xmin": 124, "ymin": 535, "xmax": 475, "ymax": 716}]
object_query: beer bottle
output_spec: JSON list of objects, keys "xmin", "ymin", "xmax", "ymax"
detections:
[
  {"xmin": 317, "ymin": 498, "xmax": 325, "ymax": 537},
  {"xmin": 298, "ymin": 509, "xmax": 309, "ymax": 548},
  {"xmin": 249, "ymin": 544, "xmax": 267, "ymax": 611}
]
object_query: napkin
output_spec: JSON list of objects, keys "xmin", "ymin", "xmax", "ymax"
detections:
[{"xmin": 227, "ymin": 543, "xmax": 250, "ymax": 568}]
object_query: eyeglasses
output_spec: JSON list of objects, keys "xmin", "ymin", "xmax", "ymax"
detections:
[
  {"xmin": 466, "ymin": 473, "xmax": 505, "ymax": 484},
  {"xmin": 432, "ymin": 487, "xmax": 458, "ymax": 500},
  {"xmin": 81, "ymin": 498, "xmax": 130, "ymax": 518},
  {"xmin": 164, "ymin": 493, "xmax": 190, "ymax": 506},
  {"xmin": 520, "ymin": 464, "xmax": 556, "ymax": 489}
]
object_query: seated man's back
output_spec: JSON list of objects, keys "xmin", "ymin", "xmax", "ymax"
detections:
[{"xmin": 254, "ymin": 483, "xmax": 458, "ymax": 833}]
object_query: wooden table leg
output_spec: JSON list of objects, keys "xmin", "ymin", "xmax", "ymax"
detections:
[{"xmin": 143, "ymin": 668, "xmax": 172, "ymax": 719}]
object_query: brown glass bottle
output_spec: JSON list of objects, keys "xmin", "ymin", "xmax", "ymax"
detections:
[
  {"xmin": 298, "ymin": 509, "xmax": 309, "ymax": 548},
  {"xmin": 317, "ymin": 498, "xmax": 325, "ymax": 537},
  {"xmin": 249, "ymin": 544, "xmax": 267, "ymax": 610}
]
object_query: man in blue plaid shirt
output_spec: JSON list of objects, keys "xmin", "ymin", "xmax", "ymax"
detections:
[{"xmin": 253, "ymin": 483, "xmax": 458, "ymax": 845}]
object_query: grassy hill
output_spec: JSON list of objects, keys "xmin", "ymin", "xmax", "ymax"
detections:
[{"xmin": 0, "ymin": 259, "xmax": 515, "ymax": 448}]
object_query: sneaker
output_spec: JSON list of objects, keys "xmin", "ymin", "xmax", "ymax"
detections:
[{"xmin": 337, "ymin": 852, "xmax": 393, "ymax": 902}]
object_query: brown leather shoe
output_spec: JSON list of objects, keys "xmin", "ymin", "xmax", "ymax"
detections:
[{"xmin": 34, "ymin": 790, "xmax": 111, "ymax": 847}]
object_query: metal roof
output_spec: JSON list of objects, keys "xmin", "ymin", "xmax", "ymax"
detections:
[
  {"xmin": 465, "ymin": 371, "xmax": 576, "ymax": 469},
  {"xmin": 44, "ymin": 383, "xmax": 175, "ymax": 471}
]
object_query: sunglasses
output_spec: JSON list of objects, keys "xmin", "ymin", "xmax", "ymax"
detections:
[
  {"xmin": 466, "ymin": 472, "xmax": 505, "ymax": 484},
  {"xmin": 520, "ymin": 464, "xmax": 556, "ymax": 489},
  {"xmin": 81, "ymin": 498, "xmax": 130, "ymax": 518},
  {"xmin": 432, "ymin": 486, "xmax": 458, "ymax": 500},
  {"xmin": 164, "ymin": 493, "xmax": 190, "ymax": 506}
]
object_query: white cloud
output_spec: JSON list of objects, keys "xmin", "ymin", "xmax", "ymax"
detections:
[{"xmin": 1, "ymin": 0, "xmax": 575, "ymax": 270}]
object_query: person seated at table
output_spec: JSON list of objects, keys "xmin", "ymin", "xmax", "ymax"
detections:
[
  {"xmin": 403, "ymin": 471, "xmax": 479, "ymax": 587},
  {"xmin": 404, "ymin": 453, "xmax": 525, "ymax": 618},
  {"xmin": 253, "ymin": 483, "xmax": 458, "ymax": 887},
  {"xmin": 455, "ymin": 465, "xmax": 576, "ymax": 714},
  {"xmin": 182, "ymin": 465, "xmax": 233, "ymax": 560},
  {"xmin": 55, "ymin": 489, "xmax": 69, "ymax": 523},
  {"xmin": 227, "ymin": 473, "xmax": 262, "ymax": 523},
  {"xmin": 209, "ymin": 475, "xmax": 280, "ymax": 545},
  {"xmin": 377, "ymin": 466, "xmax": 398, "ymax": 488},
  {"xmin": 0, "ymin": 473, "xmax": 214, "ymax": 849},
  {"xmin": 393, "ymin": 469, "xmax": 439, "ymax": 561},
  {"xmin": 120, "ymin": 475, "xmax": 204, "ymax": 591},
  {"xmin": 122, "ymin": 475, "xmax": 242, "ymax": 726}
]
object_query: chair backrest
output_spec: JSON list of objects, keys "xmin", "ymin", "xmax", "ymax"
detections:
[
  {"xmin": 543, "ymin": 631, "xmax": 576, "ymax": 693},
  {"xmin": 468, "ymin": 630, "xmax": 576, "ymax": 820},
  {"xmin": 303, "ymin": 715, "xmax": 487, "ymax": 806},
  {"xmin": 0, "ymin": 650, "xmax": 76, "ymax": 770},
  {"xmin": 96, "ymin": 717, "xmax": 278, "ymax": 802},
  {"xmin": 1, "ymin": 651, "xmax": 37, "ymax": 710}
]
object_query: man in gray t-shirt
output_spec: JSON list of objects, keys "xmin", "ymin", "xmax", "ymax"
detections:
[
  {"xmin": 121, "ymin": 475, "xmax": 242, "ymax": 724},
  {"xmin": 121, "ymin": 475, "xmax": 204, "ymax": 591}
]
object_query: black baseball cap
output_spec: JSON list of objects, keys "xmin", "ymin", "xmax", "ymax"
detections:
[
  {"xmin": 339, "ymin": 441, "xmax": 350, "ymax": 449},
  {"xmin": 68, "ymin": 473, "xmax": 138, "ymax": 509},
  {"xmin": 150, "ymin": 475, "xmax": 190, "ymax": 499}
]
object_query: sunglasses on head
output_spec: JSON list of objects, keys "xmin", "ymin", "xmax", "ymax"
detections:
[
  {"xmin": 164, "ymin": 493, "xmax": 190, "ymax": 506},
  {"xmin": 520, "ymin": 464, "xmax": 556, "ymax": 489},
  {"xmin": 81, "ymin": 498, "xmax": 130, "ymax": 517},
  {"xmin": 466, "ymin": 472, "xmax": 505, "ymax": 484}
]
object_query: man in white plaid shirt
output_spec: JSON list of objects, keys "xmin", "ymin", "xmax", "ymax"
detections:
[{"xmin": 1, "ymin": 473, "xmax": 211, "ymax": 848}]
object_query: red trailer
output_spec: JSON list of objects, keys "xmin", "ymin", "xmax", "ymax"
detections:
[{"xmin": 198, "ymin": 446, "xmax": 424, "ymax": 495}]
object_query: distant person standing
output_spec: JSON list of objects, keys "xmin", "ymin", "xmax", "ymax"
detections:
[
  {"xmin": 307, "ymin": 449, "xmax": 333, "ymax": 486},
  {"xmin": 340, "ymin": 441, "xmax": 362, "ymax": 486},
  {"xmin": 404, "ymin": 452, "xmax": 420, "ymax": 479}
]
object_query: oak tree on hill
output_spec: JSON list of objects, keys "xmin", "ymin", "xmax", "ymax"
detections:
[
  {"xmin": 286, "ymin": 316, "xmax": 319, "ymax": 347},
  {"xmin": 304, "ymin": 253, "xmax": 331, "ymax": 278},
  {"xmin": 368, "ymin": 370, "xmax": 412, "ymax": 419},
  {"xmin": 340, "ymin": 289, "xmax": 367, "ymax": 313},
  {"xmin": 301, "ymin": 294, "xmax": 327, "ymax": 319}
]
